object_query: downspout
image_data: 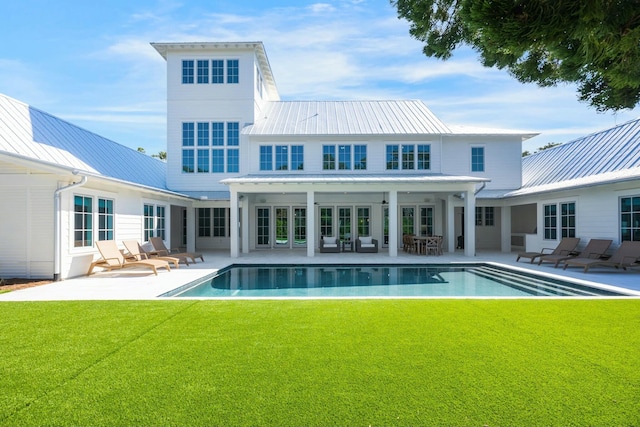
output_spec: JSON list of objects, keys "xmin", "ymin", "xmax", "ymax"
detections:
[
  {"xmin": 53, "ymin": 171, "xmax": 87, "ymax": 281},
  {"xmin": 474, "ymin": 182, "xmax": 486, "ymax": 196}
]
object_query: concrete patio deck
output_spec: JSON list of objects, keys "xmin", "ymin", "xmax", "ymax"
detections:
[{"xmin": 2, "ymin": 249, "xmax": 640, "ymax": 301}]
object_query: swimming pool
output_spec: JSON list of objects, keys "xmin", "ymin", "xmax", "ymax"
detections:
[{"xmin": 160, "ymin": 264, "xmax": 631, "ymax": 298}]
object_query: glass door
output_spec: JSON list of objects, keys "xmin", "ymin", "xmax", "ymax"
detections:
[
  {"xmin": 293, "ymin": 207, "xmax": 306, "ymax": 246},
  {"xmin": 338, "ymin": 207, "xmax": 352, "ymax": 241},
  {"xmin": 256, "ymin": 207, "xmax": 270, "ymax": 247},
  {"xmin": 320, "ymin": 207, "xmax": 334, "ymax": 239},
  {"xmin": 357, "ymin": 207, "xmax": 370, "ymax": 237},
  {"xmin": 420, "ymin": 207, "xmax": 434, "ymax": 236},
  {"xmin": 275, "ymin": 207, "xmax": 289, "ymax": 247}
]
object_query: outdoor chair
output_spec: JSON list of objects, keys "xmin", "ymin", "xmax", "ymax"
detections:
[
  {"xmin": 516, "ymin": 237, "xmax": 580, "ymax": 264},
  {"xmin": 123, "ymin": 240, "xmax": 182, "ymax": 268},
  {"xmin": 87, "ymin": 240, "xmax": 171, "ymax": 276},
  {"xmin": 563, "ymin": 241, "xmax": 640, "ymax": 273},
  {"xmin": 319, "ymin": 236, "xmax": 340, "ymax": 253},
  {"xmin": 538, "ymin": 238, "xmax": 611, "ymax": 268},
  {"xmin": 149, "ymin": 237, "xmax": 204, "ymax": 263},
  {"xmin": 355, "ymin": 236, "xmax": 378, "ymax": 253}
]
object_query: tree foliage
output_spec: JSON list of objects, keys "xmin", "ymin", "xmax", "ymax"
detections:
[
  {"xmin": 522, "ymin": 142, "xmax": 561, "ymax": 157},
  {"xmin": 392, "ymin": 0, "xmax": 640, "ymax": 111}
]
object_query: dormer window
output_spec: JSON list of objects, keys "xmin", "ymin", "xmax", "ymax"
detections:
[{"xmin": 182, "ymin": 59, "xmax": 239, "ymax": 84}]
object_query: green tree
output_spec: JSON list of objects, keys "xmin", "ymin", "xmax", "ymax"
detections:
[
  {"xmin": 523, "ymin": 142, "xmax": 561, "ymax": 156},
  {"xmin": 152, "ymin": 151, "xmax": 167, "ymax": 161},
  {"xmin": 392, "ymin": 0, "xmax": 640, "ymax": 111}
]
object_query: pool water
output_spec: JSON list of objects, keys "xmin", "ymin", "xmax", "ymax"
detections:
[{"xmin": 160, "ymin": 264, "xmax": 629, "ymax": 298}]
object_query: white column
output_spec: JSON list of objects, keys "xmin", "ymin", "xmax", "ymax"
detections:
[
  {"xmin": 242, "ymin": 195, "xmax": 249, "ymax": 254},
  {"xmin": 186, "ymin": 207, "xmax": 196, "ymax": 253},
  {"xmin": 230, "ymin": 189, "xmax": 239, "ymax": 258},
  {"xmin": 501, "ymin": 205, "xmax": 511, "ymax": 253},
  {"xmin": 307, "ymin": 191, "xmax": 315, "ymax": 257},
  {"xmin": 464, "ymin": 188, "xmax": 476, "ymax": 257},
  {"xmin": 447, "ymin": 195, "xmax": 456, "ymax": 253},
  {"xmin": 388, "ymin": 190, "xmax": 398, "ymax": 257}
]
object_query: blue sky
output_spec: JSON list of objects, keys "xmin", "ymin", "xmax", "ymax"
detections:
[{"xmin": 1, "ymin": 0, "xmax": 638, "ymax": 155}]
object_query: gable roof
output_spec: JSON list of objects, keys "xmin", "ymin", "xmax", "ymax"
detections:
[
  {"xmin": 505, "ymin": 117, "xmax": 640, "ymax": 197},
  {"xmin": 244, "ymin": 100, "xmax": 453, "ymax": 136},
  {"xmin": 0, "ymin": 93, "xmax": 169, "ymax": 192}
]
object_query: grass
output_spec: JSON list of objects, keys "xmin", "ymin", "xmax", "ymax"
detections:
[{"xmin": 0, "ymin": 299, "xmax": 639, "ymax": 426}]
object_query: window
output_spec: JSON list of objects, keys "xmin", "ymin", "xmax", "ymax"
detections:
[
  {"xmin": 484, "ymin": 207, "xmax": 495, "ymax": 226},
  {"xmin": 417, "ymin": 145, "xmax": 430, "ymax": 170},
  {"xmin": 227, "ymin": 149, "xmax": 239, "ymax": 173},
  {"xmin": 560, "ymin": 202, "xmax": 575, "ymax": 237},
  {"xmin": 212, "ymin": 60, "xmax": 224, "ymax": 84},
  {"xmin": 182, "ymin": 149, "xmax": 194, "ymax": 173},
  {"xmin": 357, "ymin": 207, "xmax": 370, "ymax": 236},
  {"xmin": 354, "ymin": 145, "xmax": 367, "ymax": 170},
  {"xmin": 386, "ymin": 145, "xmax": 399, "ymax": 170},
  {"xmin": 621, "ymin": 196, "xmax": 640, "ymax": 241},
  {"xmin": 182, "ymin": 123, "xmax": 194, "ymax": 146},
  {"xmin": 197, "ymin": 60, "xmax": 209, "ymax": 84},
  {"xmin": 291, "ymin": 145, "xmax": 304, "ymax": 170},
  {"xmin": 156, "ymin": 206, "xmax": 166, "ymax": 240},
  {"xmin": 260, "ymin": 146, "xmax": 273, "ymax": 171},
  {"xmin": 275, "ymin": 146, "xmax": 288, "ymax": 170},
  {"xmin": 471, "ymin": 146, "xmax": 485, "ymax": 172},
  {"xmin": 212, "ymin": 122, "xmax": 224, "ymax": 146},
  {"xmin": 402, "ymin": 145, "xmax": 415, "ymax": 170},
  {"xmin": 320, "ymin": 207, "xmax": 333, "ymax": 237},
  {"xmin": 212, "ymin": 149, "xmax": 224, "ymax": 172},
  {"xmin": 74, "ymin": 195, "xmax": 93, "ymax": 247},
  {"xmin": 294, "ymin": 208, "xmax": 306, "ymax": 245},
  {"xmin": 213, "ymin": 208, "xmax": 227, "ymax": 237},
  {"xmin": 323, "ymin": 145, "xmax": 335, "ymax": 170},
  {"xmin": 182, "ymin": 60, "xmax": 194, "ymax": 84},
  {"xmin": 98, "ymin": 198, "xmax": 114, "ymax": 241},
  {"xmin": 338, "ymin": 145, "xmax": 351, "ymax": 170},
  {"xmin": 197, "ymin": 149, "xmax": 209, "ymax": 173},
  {"xmin": 197, "ymin": 122, "xmax": 209, "ymax": 146},
  {"xmin": 227, "ymin": 122, "xmax": 239, "ymax": 146},
  {"xmin": 143, "ymin": 204, "xmax": 155, "ymax": 242},
  {"xmin": 227, "ymin": 59, "xmax": 239, "ymax": 83},
  {"xmin": 544, "ymin": 204, "xmax": 557, "ymax": 240},
  {"xmin": 198, "ymin": 208, "xmax": 211, "ymax": 237},
  {"xmin": 475, "ymin": 207, "xmax": 483, "ymax": 226}
]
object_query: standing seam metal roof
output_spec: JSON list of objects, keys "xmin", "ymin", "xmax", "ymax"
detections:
[
  {"xmin": 0, "ymin": 94, "xmax": 167, "ymax": 190},
  {"xmin": 521, "ymin": 117, "xmax": 640, "ymax": 190},
  {"xmin": 244, "ymin": 100, "xmax": 453, "ymax": 135}
]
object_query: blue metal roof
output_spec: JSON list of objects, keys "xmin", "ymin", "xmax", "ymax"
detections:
[
  {"xmin": 521, "ymin": 118, "xmax": 640, "ymax": 190},
  {"xmin": 0, "ymin": 93, "xmax": 168, "ymax": 191}
]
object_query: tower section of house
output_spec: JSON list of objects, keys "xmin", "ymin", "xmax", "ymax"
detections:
[{"xmin": 151, "ymin": 42, "xmax": 279, "ymax": 195}]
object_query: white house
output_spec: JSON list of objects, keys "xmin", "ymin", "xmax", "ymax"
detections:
[{"xmin": 0, "ymin": 40, "xmax": 638, "ymax": 280}]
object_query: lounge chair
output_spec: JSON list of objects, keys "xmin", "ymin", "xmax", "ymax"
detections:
[
  {"xmin": 356, "ymin": 236, "xmax": 378, "ymax": 253},
  {"xmin": 516, "ymin": 237, "xmax": 580, "ymax": 264},
  {"xmin": 149, "ymin": 237, "xmax": 204, "ymax": 263},
  {"xmin": 319, "ymin": 236, "xmax": 340, "ymax": 253},
  {"xmin": 538, "ymin": 238, "xmax": 611, "ymax": 268},
  {"xmin": 563, "ymin": 241, "xmax": 640, "ymax": 273},
  {"xmin": 123, "ymin": 240, "xmax": 182, "ymax": 268},
  {"xmin": 87, "ymin": 240, "xmax": 171, "ymax": 276}
]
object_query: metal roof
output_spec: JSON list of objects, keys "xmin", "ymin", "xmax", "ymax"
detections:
[
  {"xmin": 0, "ymin": 93, "xmax": 168, "ymax": 191},
  {"xmin": 244, "ymin": 100, "xmax": 453, "ymax": 136},
  {"xmin": 506, "ymin": 117, "xmax": 640, "ymax": 197}
]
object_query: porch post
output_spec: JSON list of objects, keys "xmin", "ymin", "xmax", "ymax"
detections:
[
  {"xmin": 307, "ymin": 191, "xmax": 315, "ymax": 257},
  {"xmin": 388, "ymin": 190, "xmax": 398, "ymax": 257},
  {"xmin": 186, "ymin": 207, "xmax": 196, "ymax": 253},
  {"xmin": 501, "ymin": 205, "xmax": 511, "ymax": 253},
  {"xmin": 447, "ymin": 195, "xmax": 456, "ymax": 253},
  {"xmin": 230, "ymin": 189, "xmax": 239, "ymax": 258},
  {"xmin": 241, "ymin": 195, "xmax": 249, "ymax": 253},
  {"xmin": 464, "ymin": 188, "xmax": 476, "ymax": 257}
]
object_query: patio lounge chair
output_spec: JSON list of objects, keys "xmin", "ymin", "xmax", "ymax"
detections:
[
  {"xmin": 538, "ymin": 238, "xmax": 611, "ymax": 268},
  {"xmin": 563, "ymin": 241, "xmax": 640, "ymax": 273},
  {"xmin": 87, "ymin": 240, "xmax": 171, "ymax": 276},
  {"xmin": 123, "ymin": 240, "xmax": 182, "ymax": 268},
  {"xmin": 516, "ymin": 237, "xmax": 580, "ymax": 264},
  {"xmin": 319, "ymin": 236, "xmax": 340, "ymax": 253},
  {"xmin": 149, "ymin": 237, "xmax": 204, "ymax": 263},
  {"xmin": 356, "ymin": 236, "xmax": 378, "ymax": 253}
]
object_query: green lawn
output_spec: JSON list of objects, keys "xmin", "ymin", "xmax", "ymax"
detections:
[{"xmin": 1, "ymin": 300, "xmax": 639, "ymax": 426}]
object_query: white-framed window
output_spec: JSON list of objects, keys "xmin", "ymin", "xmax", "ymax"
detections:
[
  {"xmin": 74, "ymin": 195, "xmax": 93, "ymax": 248},
  {"xmin": 543, "ymin": 202, "xmax": 575, "ymax": 240},
  {"xmin": 475, "ymin": 207, "xmax": 495, "ymax": 226},
  {"xmin": 143, "ymin": 203, "xmax": 167, "ymax": 242},
  {"xmin": 621, "ymin": 196, "xmax": 640, "ymax": 241},
  {"xmin": 183, "ymin": 59, "xmax": 239, "ymax": 84},
  {"xmin": 98, "ymin": 198, "xmax": 114, "ymax": 241},
  {"xmin": 182, "ymin": 121, "xmax": 240, "ymax": 174},
  {"xmin": 387, "ymin": 144, "xmax": 431, "ymax": 170},
  {"xmin": 471, "ymin": 146, "xmax": 485, "ymax": 172}
]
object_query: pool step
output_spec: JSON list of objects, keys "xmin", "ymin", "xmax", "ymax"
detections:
[{"xmin": 469, "ymin": 266, "xmax": 601, "ymax": 296}]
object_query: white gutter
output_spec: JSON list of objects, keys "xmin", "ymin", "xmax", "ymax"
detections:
[{"xmin": 53, "ymin": 171, "xmax": 87, "ymax": 281}]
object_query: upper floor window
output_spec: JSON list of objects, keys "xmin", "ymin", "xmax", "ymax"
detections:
[
  {"xmin": 621, "ymin": 196, "xmax": 640, "ymax": 241},
  {"xmin": 182, "ymin": 121, "xmax": 240, "ymax": 174},
  {"xmin": 212, "ymin": 60, "xmax": 224, "ymax": 84},
  {"xmin": 323, "ymin": 145, "xmax": 336, "ymax": 170},
  {"xmin": 227, "ymin": 122, "xmax": 239, "ymax": 146},
  {"xmin": 386, "ymin": 145, "xmax": 399, "ymax": 170},
  {"xmin": 260, "ymin": 146, "xmax": 273, "ymax": 171},
  {"xmin": 227, "ymin": 59, "xmax": 239, "ymax": 84},
  {"xmin": 182, "ymin": 60, "xmax": 194, "ymax": 84},
  {"xmin": 417, "ymin": 145, "xmax": 430, "ymax": 170},
  {"xmin": 182, "ymin": 123, "xmax": 194, "ymax": 147},
  {"xmin": 197, "ymin": 122, "xmax": 209, "ymax": 146},
  {"xmin": 354, "ymin": 145, "xmax": 367, "ymax": 170},
  {"xmin": 402, "ymin": 145, "xmax": 415, "ymax": 170},
  {"xmin": 197, "ymin": 60, "xmax": 209, "ymax": 84},
  {"xmin": 291, "ymin": 145, "xmax": 304, "ymax": 170},
  {"xmin": 338, "ymin": 145, "xmax": 351, "ymax": 170},
  {"xmin": 261, "ymin": 145, "xmax": 304, "ymax": 171},
  {"xmin": 212, "ymin": 122, "xmax": 224, "ymax": 146},
  {"xmin": 275, "ymin": 146, "xmax": 288, "ymax": 171},
  {"xmin": 471, "ymin": 146, "xmax": 485, "ymax": 172}
]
